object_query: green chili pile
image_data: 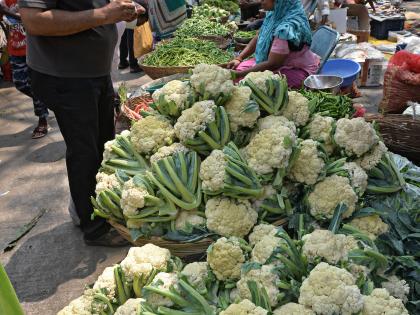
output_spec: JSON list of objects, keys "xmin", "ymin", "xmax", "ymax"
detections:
[{"xmin": 142, "ymin": 38, "xmax": 233, "ymax": 67}]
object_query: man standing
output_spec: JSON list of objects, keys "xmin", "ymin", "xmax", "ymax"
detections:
[
  {"xmin": 301, "ymin": 0, "xmax": 330, "ymax": 25},
  {"xmin": 18, "ymin": 0, "xmax": 144, "ymax": 246}
]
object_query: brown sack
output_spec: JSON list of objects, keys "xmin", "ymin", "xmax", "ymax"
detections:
[{"xmin": 134, "ymin": 21, "xmax": 153, "ymax": 58}]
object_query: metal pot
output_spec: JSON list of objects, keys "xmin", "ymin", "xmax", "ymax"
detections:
[{"xmin": 304, "ymin": 75, "xmax": 344, "ymax": 95}]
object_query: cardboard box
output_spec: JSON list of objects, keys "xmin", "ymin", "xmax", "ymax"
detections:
[
  {"xmin": 346, "ymin": 4, "xmax": 370, "ymax": 43},
  {"xmin": 357, "ymin": 58, "xmax": 387, "ymax": 87},
  {"xmin": 329, "ymin": 8, "xmax": 348, "ymax": 34}
]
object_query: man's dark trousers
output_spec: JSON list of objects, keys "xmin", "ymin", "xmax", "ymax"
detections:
[{"xmin": 30, "ymin": 69, "xmax": 114, "ymax": 240}]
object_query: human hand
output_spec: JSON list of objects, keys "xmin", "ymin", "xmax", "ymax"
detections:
[
  {"xmin": 226, "ymin": 59, "xmax": 241, "ymax": 69},
  {"xmin": 101, "ymin": 0, "xmax": 137, "ymax": 24}
]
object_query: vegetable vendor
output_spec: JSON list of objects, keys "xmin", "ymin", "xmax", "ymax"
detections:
[{"xmin": 227, "ymin": 0, "xmax": 320, "ymax": 88}]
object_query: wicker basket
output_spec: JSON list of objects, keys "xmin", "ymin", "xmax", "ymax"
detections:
[
  {"xmin": 197, "ymin": 35, "xmax": 232, "ymax": 50},
  {"xmin": 138, "ymin": 54, "xmax": 194, "ymax": 80},
  {"xmin": 121, "ymin": 95, "xmax": 153, "ymax": 121},
  {"xmin": 364, "ymin": 113, "xmax": 420, "ymax": 164}
]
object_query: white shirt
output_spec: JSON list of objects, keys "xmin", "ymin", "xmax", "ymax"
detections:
[{"xmin": 301, "ymin": 0, "xmax": 330, "ymax": 21}]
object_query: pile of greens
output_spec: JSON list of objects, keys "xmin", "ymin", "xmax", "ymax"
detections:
[
  {"xmin": 142, "ymin": 38, "xmax": 232, "ymax": 67},
  {"xmin": 175, "ymin": 16, "xmax": 230, "ymax": 38},
  {"xmin": 235, "ymin": 30, "xmax": 257, "ymax": 39},
  {"xmin": 202, "ymin": 0, "xmax": 240, "ymax": 14}
]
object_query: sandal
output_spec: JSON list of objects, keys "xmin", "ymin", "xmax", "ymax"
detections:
[{"xmin": 32, "ymin": 123, "xmax": 48, "ymax": 139}]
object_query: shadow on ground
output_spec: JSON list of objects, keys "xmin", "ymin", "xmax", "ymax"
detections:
[
  {"xmin": 26, "ymin": 141, "xmax": 66, "ymax": 163},
  {"xmin": 4, "ymin": 222, "xmax": 109, "ymax": 302}
]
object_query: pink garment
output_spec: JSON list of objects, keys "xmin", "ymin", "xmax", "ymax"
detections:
[{"xmin": 236, "ymin": 38, "xmax": 320, "ymax": 88}]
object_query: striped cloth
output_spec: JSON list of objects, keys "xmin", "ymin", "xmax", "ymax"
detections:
[{"xmin": 148, "ymin": 0, "xmax": 187, "ymax": 39}]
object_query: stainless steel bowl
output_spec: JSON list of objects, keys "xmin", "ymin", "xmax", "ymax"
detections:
[{"xmin": 304, "ymin": 75, "xmax": 343, "ymax": 95}]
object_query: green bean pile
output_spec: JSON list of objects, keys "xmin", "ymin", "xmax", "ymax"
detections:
[
  {"xmin": 142, "ymin": 38, "xmax": 233, "ymax": 67},
  {"xmin": 175, "ymin": 17, "xmax": 230, "ymax": 38},
  {"xmin": 235, "ymin": 30, "xmax": 257, "ymax": 39}
]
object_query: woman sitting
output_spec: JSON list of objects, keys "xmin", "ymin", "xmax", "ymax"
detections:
[{"xmin": 227, "ymin": 0, "xmax": 320, "ymax": 88}]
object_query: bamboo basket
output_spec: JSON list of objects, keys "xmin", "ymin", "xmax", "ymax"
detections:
[
  {"xmin": 364, "ymin": 113, "xmax": 420, "ymax": 164},
  {"xmin": 197, "ymin": 35, "xmax": 232, "ymax": 50}
]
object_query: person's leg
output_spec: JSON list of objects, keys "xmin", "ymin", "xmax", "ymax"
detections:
[
  {"xmin": 9, "ymin": 55, "xmax": 49, "ymax": 138},
  {"xmin": 119, "ymin": 29, "xmax": 129, "ymax": 69},
  {"xmin": 126, "ymin": 29, "xmax": 140, "ymax": 73}
]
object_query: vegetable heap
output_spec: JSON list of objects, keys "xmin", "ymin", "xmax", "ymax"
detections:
[
  {"xmin": 193, "ymin": 4, "xmax": 229, "ymax": 21},
  {"xmin": 175, "ymin": 16, "xmax": 230, "ymax": 38},
  {"xmin": 235, "ymin": 30, "xmax": 258, "ymax": 39},
  {"xmin": 86, "ymin": 64, "xmax": 420, "ymax": 314},
  {"xmin": 202, "ymin": 0, "xmax": 240, "ymax": 14},
  {"xmin": 142, "ymin": 38, "xmax": 232, "ymax": 67}
]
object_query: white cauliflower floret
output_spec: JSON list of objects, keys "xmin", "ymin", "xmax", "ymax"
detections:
[
  {"xmin": 381, "ymin": 276, "xmax": 410, "ymax": 303},
  {"xmin": 237, "ymin": 265, "xmax": 280, "ymax": 307},
  {"xmin": 207, "ymin": 237, "xmax": 245, "ymax": 281},
  {"xmin": 244, "ymin": 126, "xmax": 295, "ymax": 175},
  {"xmin": 308, "ymin": 115, "xmax": 335, "ymax": 154},
  {"xmin": 349, "ymin": 215, "xmax": 389, "ymax": 240},
  {"xmin": 190, "ymin": 64, "xmax": 234, "ymax": 98},
  {"xmin": 199, "ymin": 150, "xmax": 227, "ymax": 192},
  {"xmin": 120, "ymin": 244, "xmax": 171, "ymax": 281},
  {"xmin": 273, "ymin": 303, "xmax": 315, "ymax": 315},
  {"xmin": 120, "ymin": 178, "xmax": 149, "ymax": 217},
  {"xmin": 57, "ymin": 289, "xmax": 94, "ymax": 315},
  {"xmin": 149, "ymin": 143, "xmax": 189, "ymax": 164},
  {"xmin": 145, "ymin": 272, "xmax": 179, "ymax": 307},
  {"xmin": 205, "ymin": 196, "xmax": 258, "ymax": 238},
  {"xmin": 343, "ymin": 162, "xmax": 368, "ymax": 195},
  {"xmin": 103, "ymin": 139, "xmax": 117, "ymax": 161},
  {"xmin": 220, "ymin": 299, "xmax": 268, "ymax": 315},
  {"xmin": 242, "ymin": 70, "xmax": 280, "ymax": 94},
  {"xmin": 225, "ymin": 86, "xmax": 260, "ymax": 132},
  {"xmin": 280, "ymin": 91, "xmax": 311, "ymax": 126},
  {"xmin": 356, "ymin": 141, "xmax": 388, "ymax": 171},
  {"xmin": 248, "ymin": 223, "xmax": 278, "ymax": 246},
  {"xmin": 181, "ymin": 262, "xmax": 209, "ymax": 291},
  {"xmin": 334, "ymin": 118, "xmax": 379, "ymax": 157},
  {"xmin": 131, "ymin": 115, "xmax": 175, "ymax": 155},
  {"xmin": 308, "ymin": 175, "xmax": 358, "ymax": 219},
  {"xmin": 152, "ymin": 80, "xmax": 191, "ymax": 111},
  {"xmin": 93, "ymin": 267, "xmax": 117, "ymax": 301},
  {"xmin": 251, "ymin": 235, "xmax": 283, "ymax": 264},
  {"xmin": 302, "ymin": 230, "xmax": 358, "ymax": 264},
  {"xmin": 362, "ymin": 288, "xmax": 409, "ymax": 315},
  {"xmin": 114, "ymin": 298, "xmax": 145, "ymax": 315},
  {"xmin": 299, "ymin": 262, "xmax": 364, "ymax": 315},
  {"xmin": 257, "ymin": 115, "xmax": 296, "ymax": 134},
  {"xmin": 95, "ymin": 172, "xmax": 120, "ymax": 194},
  {"xmin": 289, "ymin": 139, "xmax": 325, "ymax": 185},
  {"xmin": 174, "ymin": 100, "xmax": 216, "ymax": 142},
  {"xmin": 175, "ymin": 211, "xmax": 206, "ymax": 231},
  {"xmin": 347, "ymin": 263, "xmax": 370, "ymax": 279}
]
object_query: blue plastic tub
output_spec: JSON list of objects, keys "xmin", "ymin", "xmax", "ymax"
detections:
[{"xmin": 320, "ymin": 59, "xmax": 361, "ymax": 87}]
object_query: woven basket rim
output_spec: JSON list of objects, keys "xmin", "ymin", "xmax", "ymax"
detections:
[{"xmin": 139, "ymin": 53, "xmax": 228, "ymax": 70}]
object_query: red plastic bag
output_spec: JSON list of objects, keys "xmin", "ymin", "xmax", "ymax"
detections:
[{"xmin": 379, "ymin": 52, "xmax": 420, "ymax": 114}]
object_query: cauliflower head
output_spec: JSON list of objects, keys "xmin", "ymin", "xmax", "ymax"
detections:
[
  {"xmin": 302, "ymin": 229, "xmax": 358, "ymax": 264},
  {"xmin": 205, "ymin": 196, "xmax": 258, "ymax": 238},
  {"xmin": 114, "ymin": 298, "xmax": 145, "ymax": 315},
  {"xmin": 220, "ymin": 299, "xmax": 268, "ymax": 315},
  {"xmin": 181, "ymin": 262, "xmax": 209, "ymax": 291},
  {"xmin": 149, "ymin": 143, "xmax": 189, "ymax": 164},
  {"xmin": 280, "ymin": 91, "xmax": 311, "ymax": 127},
  {"xmin": 190, "ymin": 64, "xmax": 234, "ymax": 98},
  {"xmin": 57, "ymin": 289, "xmax": 94, "ymax": 315},
  {"xmin": 308, "ymin": 114, "xmax": 335, "ymax": 154},
  {"xmin": 152, "ymin": 80, "xmax": 191, "ymax": 111},
  {"xmin": 308, "ymin": 175, "xmax": 358, "ymax": 219},
  {"xmin": 242, "ymin": 70, "xmax": 280, "ymax": 94},
  {"xmin": 289, "ymin": 139, "xmax": 325, "ymax": 185},
  {"xmin": 200, "ymin": 149, "xmax": 227, "ymax": 193},
  {"xmin": 174, "ymin": 100, "xmax": 217, "ymax": 142},
  {"xmin": 95, "ymin": 172, "xmax": 120, "ymax": 195},
  {"xmin": 257, "ymin": 115, "xmax": 296, "ymax": 134},
  {"xmin": 248, "ymin": 223, "xmax": 278, "ymax": 246},
  {"xmin": 237, "ymin": 264, "xmax": 280, "ymax": 307},
  {"xmin": 356, "ymin": 141, "xmax": 388, "ymax": 171},
  {"xmin": 144, "ymin": 272, "xmax": 179, "ymax": 307},
  {"xmin": 93, "ymin": 267, "xmax": 117, "ymax": 301},
  {"xmin": 103, "ymin": 139, "xmax": 117, "ymax": 161},
  {"xmin": 207, "ymin": 237, "xmax": 245, "ymax": 281},
  {"xmin": 120, "ymin": 178, "xmax": 150, "ymax": 217},
  {"xmin": 225, "ymin": 86, "xmax": 260, "ymax": 132},
  {"xmin": 334, "ymin": 118, "xmax": 379, "ymax": 157},
  {"xmin": 343, "ymin": 162, "xmax": 368, "ymax": 195},
  {"xmin": 273, "ymin": 303, "xmax": 315, "ymax": 315},
  {"xmin": 175, "ymin": 210, "xmax": 206, "ymax": 231},
  {"xmin": 121, "ymin": 244, "xmax": 171, "ymax": 281},
  {"xmin": 299, "ymin": 262, "xmax": 364, "ymax": 315},
  {"xmin": 131, "ymin": 115, "xmax": 175, "ymax": 155},
  {"xmin": 251, "ymin": 235, "xmax": 283, "ymax": 264},
  {"xmin": 244, "ymin": 126, "xmax": 295, "ymax": 175},
  {"xmin": 362, "ymin": 288, "xmax": 409, "ymax": 315},
  {"xmin": 381, "ymin": 276, "xmax": 410, "ymax": 303},
  {"xmin": 349, "ymin": 215, "xmax": 388, "ymax": 240}
]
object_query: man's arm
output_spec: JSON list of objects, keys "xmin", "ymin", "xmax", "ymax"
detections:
[{"xmin": 19, "ymin": 0, "xmax": 143, "ymax": 36}]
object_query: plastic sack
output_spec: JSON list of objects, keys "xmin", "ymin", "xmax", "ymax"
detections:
[
  {"xmin": 134, "ymin": 21, "xmax": 153, "ymax": 58},
  {"xmin": 379, "ymin": 51, "xmax": 420, "ymax": 114}
]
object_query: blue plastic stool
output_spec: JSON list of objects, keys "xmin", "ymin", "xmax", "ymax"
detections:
[{"xmin": 310, "ymin": 26, "xmax": 340, "ymax": 73}]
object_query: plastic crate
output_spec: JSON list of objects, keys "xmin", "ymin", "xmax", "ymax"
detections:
[{"xmin": 370, "ymin": 17, "xmax": 405, "ymax": 40}]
